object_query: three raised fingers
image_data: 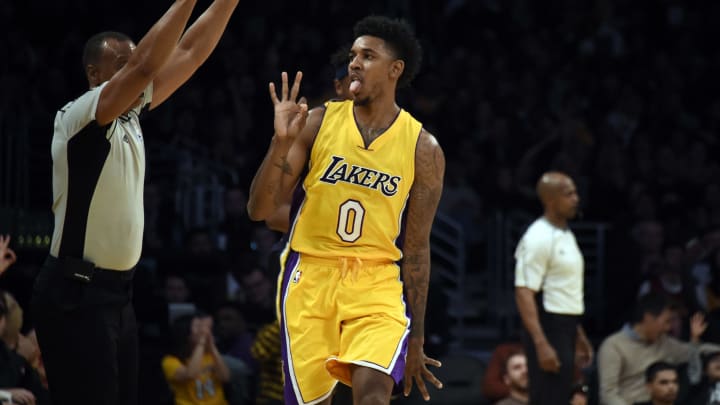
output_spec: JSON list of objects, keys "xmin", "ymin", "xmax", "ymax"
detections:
[{"xmin": 268, "ymin": 71, "xmax": 303, "ymax": 105}]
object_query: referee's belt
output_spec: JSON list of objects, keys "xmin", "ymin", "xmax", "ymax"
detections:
[{"xmin": 46, "ymin": 255, "xmax": 135, "ymax": 284}]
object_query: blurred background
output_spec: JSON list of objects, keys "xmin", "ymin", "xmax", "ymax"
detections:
[{"xmin": 1, "ymin": 0, "xmax": 720, "ymax": 403}]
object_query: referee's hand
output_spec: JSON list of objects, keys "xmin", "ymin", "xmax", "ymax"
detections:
[{"xmin": 536, "ymin": 340, "xmax": 561, "ymax": 373}]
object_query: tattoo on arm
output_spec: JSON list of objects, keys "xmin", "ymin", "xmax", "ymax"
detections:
[
  {"xmin": 272, "ymin": 156, "xmax": 293, "ymax": 175},
  {"xmin": 403, "ymin": 251, "xmax": 430, "ymax": 338},
  {"xmin": 402, "ymin": 131, "xmax": 445, "ymax": 339}
]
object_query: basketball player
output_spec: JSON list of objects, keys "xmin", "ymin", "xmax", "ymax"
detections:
[
  {"xmin": 247, "ymin": 15, "xmax": 445, "ymax": 405},
  {"xmin": 264, "ymin": 43, "xmax": 353, "ymax": 234},
  {"xmin": 30, "ymin": 1, "xmax": 239, "ymax": 404}
]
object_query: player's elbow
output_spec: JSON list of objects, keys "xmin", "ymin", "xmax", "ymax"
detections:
[{"xmin": 246, "ymin": 202, "xmax": 266, "ymax": 222}]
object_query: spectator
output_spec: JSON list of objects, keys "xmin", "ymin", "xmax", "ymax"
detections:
[
  {"xmin": 481, "ymin": 342, "xmax": 524, "ymax": 402},
  {"xmin": 686, "ymin": 351, "xmax": 720, "ymax": 405},
  {"xmin": 162, "ymin": 313, "xmax": 231, "ymax": 405},
  {"xmin": 0, "ymin": 291, "xmax": 23, "ymax": 352},
  {"xmin": 637, "ymin": 241, "xmax": 699, "ymax": 338},
  {"xmin": 247, "ymin": 225, "xmax": 281, "ymax": 275},
  {"xmin": 250, "ymin": 320, "xmax": 283, "ymax": 405},
  {"xmin": 633, "ymin": 361, "xmax": 679, "ymax": 405},
  {"xmin": 164, "ymin": 273, "xmax": 197, "ymax": 325},
  {"xmin": 238, "ymin": 268, "xmax": 275, "ymax": 331},
  {"xmin": 214, "ymin": 301, "xmax": 255, "ymax": 372},
  {"xmin": 214, "ymin": 301, "xmax": 254, "ymax": 405},
  {"xmin": 0, "ymin": 235, "xmax": 16, "ymax": 277},
  {"xmin": 597, "ymin": 293, "xmax": 720, "ymax": 405},
  {"xmin": 174, "ymin": 227, "xmax": 229, "ymax": 311},
  {"xmin": 693, "ymin": 248, "xmax": 720, "ymax": 341},
  {"xmin": 494, "ymin": 350, "xmax": 529, "ymax": 405},
  {"xmin": 165, "ymin": 273, "xmax": 194, "ymax": 304},
  {"xmin": 0, "ymin": 289, "xmax": 49, "ymax": 405}
]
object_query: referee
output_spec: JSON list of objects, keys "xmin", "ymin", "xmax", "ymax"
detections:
[
  {"xmin": 30, "ymin": 1, "xmax": 238, "ymax": 404},
  {"xmin": 514, "ymin": 171, "xmax": 594, "ymax": 405}
]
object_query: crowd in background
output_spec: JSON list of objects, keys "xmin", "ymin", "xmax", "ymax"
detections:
[{"xmin": 2, "ymin": 0, "xmax": 720, "ymax": 403}]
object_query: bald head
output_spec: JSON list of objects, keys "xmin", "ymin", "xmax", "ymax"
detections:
[
  {"xmin": 536, "ymin": 171, "xmax": 572, "ymax": 204},
  {"xmin": 536, "ymin": 171, "xmax": 579, "ymax": 222}
]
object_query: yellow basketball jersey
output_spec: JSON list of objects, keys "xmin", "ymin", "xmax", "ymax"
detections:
[{"xmin": 289, "ymin": 100, "xmax": 422, "ymax": 261}]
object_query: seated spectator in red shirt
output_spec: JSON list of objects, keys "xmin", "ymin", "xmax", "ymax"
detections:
[
  {"xmin": 482, "ymin": 342, "xmax": 524, "ymax": 402},
  {"xmin": 494, "ymin": 350, "xmax": 528, "ymax": 405}
]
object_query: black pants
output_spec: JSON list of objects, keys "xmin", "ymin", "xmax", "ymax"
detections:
[
  {"xmin": 31, "ymin": 256, "xmax": 138, "ymax": 405},
  {"xmin": 523, "ymin": 310, "xmax": 579, "ymax": 405}
]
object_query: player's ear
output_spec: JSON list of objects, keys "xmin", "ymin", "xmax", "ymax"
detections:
[
  {"xmin": 389, "ymin": 59, "xmax": 404, "ymax": 81},
  {"xmin": 86, "ymin": 64, "xmax": 99, "ymax": 87}
]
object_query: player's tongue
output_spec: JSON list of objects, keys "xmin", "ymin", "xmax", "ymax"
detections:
[{"xmin": 350, "ymin": 79, "xmax": 361, "ymax": 94}]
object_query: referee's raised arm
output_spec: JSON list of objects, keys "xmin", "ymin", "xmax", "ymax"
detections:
[
  {"xmin": 94, "ymin": 0, "xmax": 198, "ymax": 126},
  {"xmin": 31, "ymin": 2, "xmax": 240, "ymax": 405}
]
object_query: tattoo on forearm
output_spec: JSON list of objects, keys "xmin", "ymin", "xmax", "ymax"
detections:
[
  {"xmin": 403, "ymin": 253, "xmax": 428, "ymax": 266},
  {"xmin": 403, "ymin": 251, "xmax": 430, "ymax": 338},
  {"xmin": 404, "ymin": 262, "xmax": 429, "ymax": 338},
  {"xmin": 400, "ymin": 131, "xmax": 444, "ymax": 340},
  {"xmin": 272, "ymin": 157, "xmax": 293, "ymax": 175}
]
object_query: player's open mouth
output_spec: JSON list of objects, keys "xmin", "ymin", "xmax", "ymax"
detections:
[{"xmin": 350, "ymin": 78, "xmax": 362, "ymax": 93}]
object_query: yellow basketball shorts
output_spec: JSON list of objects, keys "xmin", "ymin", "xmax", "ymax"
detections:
[{"xmin": 276, "ymin": 249, "xmax": 410, "ymax": 405}]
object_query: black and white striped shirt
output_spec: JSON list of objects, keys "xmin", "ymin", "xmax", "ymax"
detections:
[{"xmin": 49, "ymin": 81, "xmax": 152, "ymax": 271}]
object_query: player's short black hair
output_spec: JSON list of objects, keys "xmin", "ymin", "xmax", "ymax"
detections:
[
  {"xmin": 645, "ymin": 361, "xmax": 676, "ymax": 383},
  {"xmin": 82, "ymin": 31, "xmax": 132, "ymax": 68},
  {"xmin": 353, "ymin": 15, "xmax": 422, "ymax": 89}
]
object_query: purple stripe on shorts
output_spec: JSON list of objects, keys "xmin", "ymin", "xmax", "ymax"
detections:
[
  {"xmin": 393, "ymin": 206, "xmax": 410, "ymax": 394},
  {"xmin": 280, "ymin": 250, "xmax": 300, "ymax": 404},
  {"xmin": 390, "ymin": 291, "xmax": 412, "ymax": 393},
  {"xmin": 390, "ymin": 333, "xmax": 409, "ymax": 384}
]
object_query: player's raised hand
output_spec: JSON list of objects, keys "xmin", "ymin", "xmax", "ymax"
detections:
[
  {"xmin": 269, "ymin": 71, "xmax": 308, "ymax": 140},
  {"xmin": 403, "ymin": 337, "xmax": 443, "ymax": 401}
]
